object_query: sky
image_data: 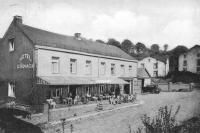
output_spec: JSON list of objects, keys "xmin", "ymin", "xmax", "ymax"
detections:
[{"xmin": 0, "ymin": 0, "xmax": 200, "ymax": 49}]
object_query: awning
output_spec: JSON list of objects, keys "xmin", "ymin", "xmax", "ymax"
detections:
[
  {"xmin": 88, "ymin": 77, "xmax": 129, "ymax": 84},
  {"xmin": 119, "ymin": 77, "xmax": 134, "ymax": 81},
  {"xmin": 37, "ymin": 76, "xmax": 93, "ymax": 85},
  {"xmin": 137, "ymin": 68, "xmax": 151, "ymax": 78},
  {"xmin": 37, "ymin": 76, "xmax": 128, "ymax": 85}
]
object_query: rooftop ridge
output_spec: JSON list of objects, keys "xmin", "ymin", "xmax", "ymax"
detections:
[{"xmin": 16, "ymin": 23, "xmax": 136, "ymax": 61}]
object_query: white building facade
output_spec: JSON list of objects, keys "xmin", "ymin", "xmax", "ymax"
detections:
[
  {"xmin": 138, "ymin": 56, "xmax": 169, "ymax": 77},
  {"xmin": 179, "ymin": 45, "xmax": 200, "ymax": 74}
]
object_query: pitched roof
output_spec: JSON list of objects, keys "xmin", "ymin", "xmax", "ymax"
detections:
[
  {"xmin": 17, "ymin": 24, "xmax": 136, "ymax": 61},
  {"xmin": 180, "ymin": 45, "xmax": 200, "ymax": 55},
  {"xmin": 137, "ymin": 68, "xmax": 151, "ymax": 78},
  {"xmin": 137, "ymin": 55, "xmax": 168, "ymax": 63},
  {"xmin": 150, "ymin": 55, "xmax": 168, "ymax": 63},
  {"xmin": 188, "ymin": 45, "xmax": 200, "ymax": 52}
]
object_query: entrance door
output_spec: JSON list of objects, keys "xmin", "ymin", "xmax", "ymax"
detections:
[
  {"xmin": 69, "ymin": 85, "xmax": 78, "ymax": 99},
  {"xmin": 141, "ymin": 79, "xmax": 145, "ymax": 93},
  {"xmin": 124, "ymin": 84, "xmax": 130, "ymax": 94}
]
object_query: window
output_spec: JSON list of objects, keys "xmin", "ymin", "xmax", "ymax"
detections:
[
  {"xmin": 153, "ymin": 63, "xmax": 158, "ymax": 69},
  {"xmin": 153, "ymin": 71, "xmax": 158, "ymax": 77},
  {"xmin": 197, "ymin": 54, "xmax": 200, "ymax": 73},
  {"xmin": 52, "ymin": 57, "xmax": 60, "ymax": 73},
  {"xmin": 100, "ymin": 62, "xmax": 106, "ymax": 75},
  {"xmin": 141, "ymin": 63, "xmax": 145, "ymax": 68},
  {"xmin": 120, "ymin": 65, "xmax": 125, "ymax": 75},
  {"xmin": 85, "ymin": 60, "xmax": 92, "ymax": 75},
  {"xmin": 86, "ymin": 86, "xmax": 92, "ymax": 95},
  {"xmin": 183, "ymin": 60, "xmax": 187, "ymax": 66},
  {"xmin": 70, "ymin": 58, "xmax": 77, "ymax": 74},
  {"xmin": 111, "ymin": 64, "xmax": 116, "ymax": 75},
  {"xmin": 183, "ymin": 60, "xmax": 187, "ymax": 71},
  {"xmin": 183, "ymin": 55, "xmax": 187, "ymax": 71},
  {"xmin": 183, "ymin": 67, "xmax": 187, "ymax": 71},
  {"xmin": 99, "ymin": 85, "xmax": 104, "ymax": 94},
  {"xmin": 8, "ymin": 82, "xmax": 15, "ymax": 97},
  {"xmin": 129, "ymin": 65, "xmax": 132, "ymax": 73},
  {"xmin": 52, "ymin": 88, "xmax": 62, "ymax": 98},
  {"xmin": 9, "ymin": 39, "xmax": 14, "ymax": 52}
]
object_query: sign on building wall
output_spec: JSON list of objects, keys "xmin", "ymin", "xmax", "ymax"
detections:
[{"xmin": 17, "ymin": 53, "xmax": 34, "ymax": 69}]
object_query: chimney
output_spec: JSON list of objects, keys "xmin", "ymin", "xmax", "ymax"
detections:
[
  {"xmin": 74, "ymin": 33, "xmax": 81, "ymax": 40},
  {"xmin": 13, "ymin": 15, "xmax": 22, "ymax": 24}
]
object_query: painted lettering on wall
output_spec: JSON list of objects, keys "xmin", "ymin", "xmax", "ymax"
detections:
[{"xmin": 17, "ymin": 53, "xmax": 34, "ymax": 69}]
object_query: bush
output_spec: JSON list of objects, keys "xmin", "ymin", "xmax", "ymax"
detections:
[
  {"xmin": 133, "ymin": 105, "xmax": 180, "ymax": 133},
  {"xmin": 142, "ymin": 105, "xmax": 180, "ymax": 133},
  {"xmin": 179, "ymin": 115, "xmax": 200, "ymax": 133},
  {"xmin": 165, "ymin": 71, "xmax": 200, "ymax": 83}
]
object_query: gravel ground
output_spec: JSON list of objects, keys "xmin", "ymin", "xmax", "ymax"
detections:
[{"xmin": 45, "ymin": 90, "xmax": 200, "ymax": 133}]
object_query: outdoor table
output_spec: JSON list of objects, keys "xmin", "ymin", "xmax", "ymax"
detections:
[{"xmin": 92, "ymin": 96, "xmax": 98, "ymax": 102}]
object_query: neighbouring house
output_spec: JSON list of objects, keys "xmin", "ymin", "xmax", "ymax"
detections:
[
  {"xmin": 0, "ymin": 16, "xmax": 138, "ymax": 106},
  {"xmin": 138, "ymin": 56, "xmax": 169, "ymax": 78},
  {"xmin": 137, "ymin": 68, "xmax": 151, "ymax": 92},
  {"xmin": 179, "ymin": 45, "xmax": 200, "ymax": 74}
]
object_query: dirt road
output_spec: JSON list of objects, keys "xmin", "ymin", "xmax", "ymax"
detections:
[{"xmin": 46, "ymin": 90, "xmax": 200, "ymax": 133}]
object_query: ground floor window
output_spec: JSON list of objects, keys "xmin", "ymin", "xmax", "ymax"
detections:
[
  {"xmin": 197, "ymin": 59, "xmax": 200, "ymax": 73},
  {"xmin": 99, "ymin": 85, "xmax": 104, "ymax": 94},
  {"xmin": 51, "ymin": 88, "xmax": 62, "ymax": 98},
  {"xmin": 153, "ymin": 71, "xmax": 158, "ymax": 77},
  {"xmin": 8, "ymin": 82, "xmax": 15, "ymax": 97}
]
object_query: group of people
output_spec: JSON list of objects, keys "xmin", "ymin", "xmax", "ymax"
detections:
[
  {"xmin": 47, "ymin": 91, "xmax": 137, "ymax": 109},
  {"xmin": 109, "ymin": 93, "xmax": 137, "ymax": 105}
]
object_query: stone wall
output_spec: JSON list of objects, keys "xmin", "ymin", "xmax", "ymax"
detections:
[
  {"xmin": 158, "ymin": 82, "xmax": 192, "ymax": 92},
  {"xmin": 29, "ymin": 103, "xmax": 98, "ymax": 124}
]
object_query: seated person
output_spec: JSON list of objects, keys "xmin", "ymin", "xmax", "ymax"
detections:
[
  {"xmin": 73, "ymin": 95, "xmax": 80, "ymax": 104},
  {"xmin": 47, "ymin": 98, "xmax": 56, "ymax": 109},
  {"xmin": 128, "ymin": 94, "xmax": 132, "ymax": 102},
  {"xmin": 109, "ymin": 96, "xmax": 115, "ymax": 104},
  {"xmin": 51, "ymin": 100, "xmax": 56, "ymax": 108}
]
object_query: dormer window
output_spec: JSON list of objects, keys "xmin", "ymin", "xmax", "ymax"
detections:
[{"xmin": 9, "ymin": 39, "xmax": 15, "ymax": 52}]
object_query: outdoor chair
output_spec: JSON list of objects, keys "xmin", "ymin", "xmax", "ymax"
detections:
[
  {"xmin": 64, "ymin": 97, "xmax": 72, "ymax": 106},
  {"xmin": 81, "ymin": 96, "xmax": 88, "ymax": 104}
]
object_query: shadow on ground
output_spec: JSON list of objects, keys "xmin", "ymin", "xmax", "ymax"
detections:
[{"xmin": 0, "ymin": 108, "xmax": 43, "ymax": 133}]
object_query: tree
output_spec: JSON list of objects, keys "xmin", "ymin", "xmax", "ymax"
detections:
[
  {"xmin": 164, "ymin": 44, "xmax": 168, "ymax": 52},
  {"xmin": 151, "ymin": 44, "xmax": 160, "ymax": 53},
  {"xmin": 172, "ymin": 45, "xmax": 188, "ymax": 55},
  {"xmin": 135, "ymin": 42, "xmax": 146, "ymax": 54},
  {"xmin": 107, "ymin": 38, "xmax": 121, "ymax": 48},
  {"xmin": 121, "ymin": 39, "xmax": 134, "ymax": 53},
  {"xmin": 169, "ymin": 45, "xmax": 188, "ymax": 71},
  {"xmin": 96, "ymin": 39, "xmax": 105, "ymax": 44}
]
